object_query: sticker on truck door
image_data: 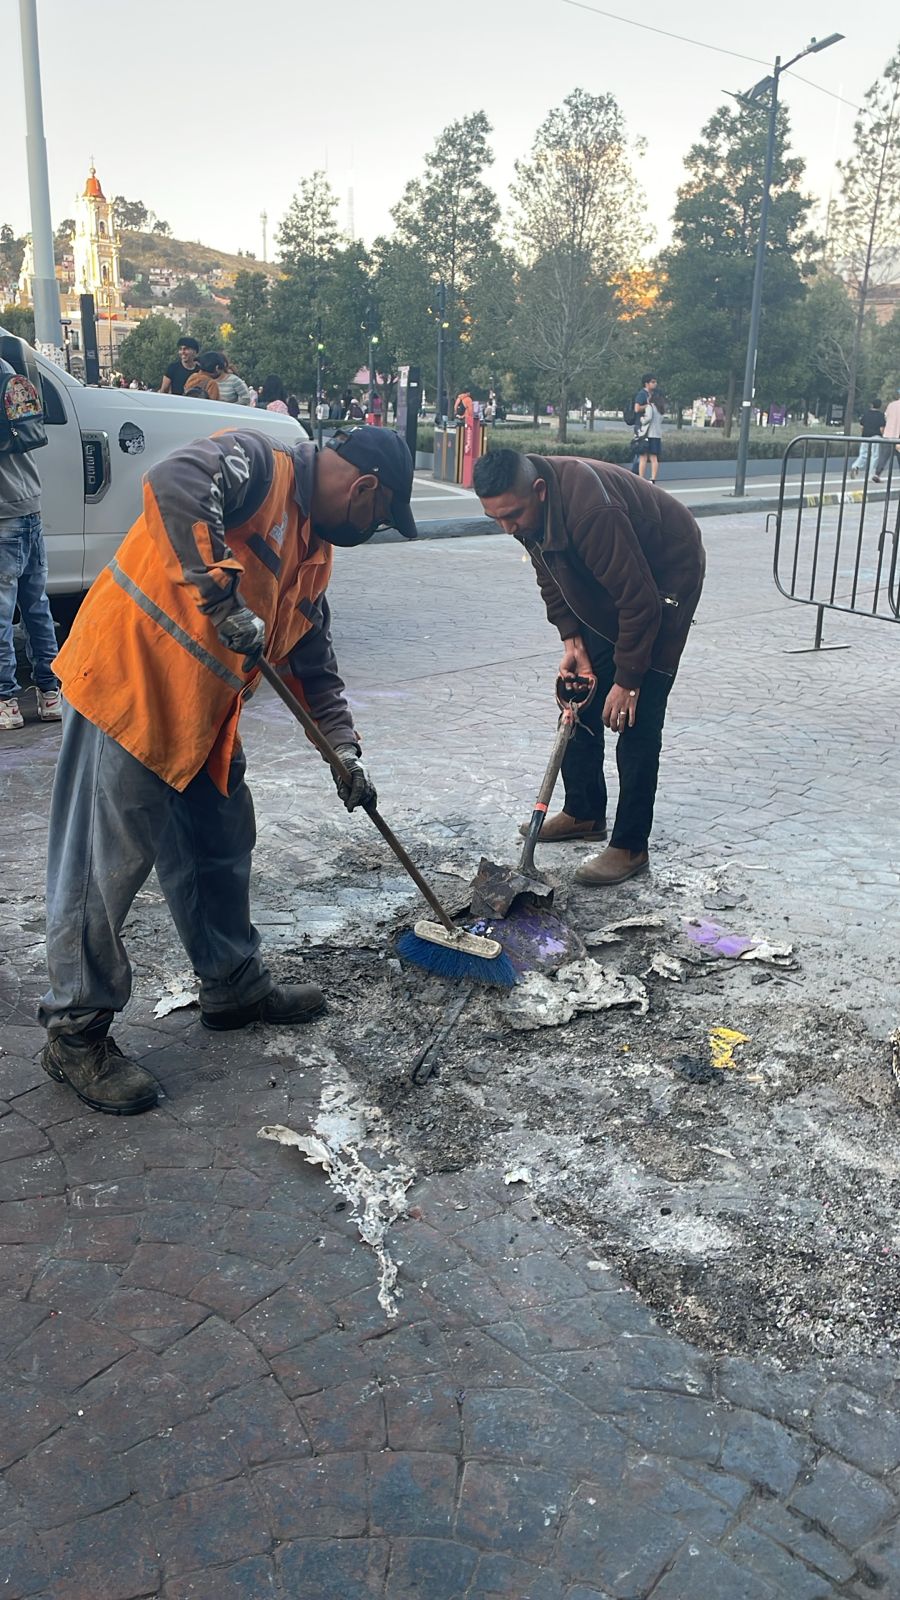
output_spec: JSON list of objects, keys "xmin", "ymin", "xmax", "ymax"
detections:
[{"xmin": 118, "ymin": 420, "xmax": 145, "ymax": 455}]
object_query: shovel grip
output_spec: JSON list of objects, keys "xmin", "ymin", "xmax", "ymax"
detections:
[{"xmin": 519, "ymin": 716, "xmax": 576, "ymax": 877}]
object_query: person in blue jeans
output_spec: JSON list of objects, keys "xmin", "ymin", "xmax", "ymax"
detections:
[{"xmin": 0, "ymin": 358, "xmax": 61, "ymax": 730}]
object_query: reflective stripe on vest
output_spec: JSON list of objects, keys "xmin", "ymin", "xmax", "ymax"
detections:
[{"xmin": 109, "ymin": 557, "xmax": 245, "ymax": 692}]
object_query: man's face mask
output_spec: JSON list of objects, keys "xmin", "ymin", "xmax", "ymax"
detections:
[{"xmin": 317, "ymin": 477, "xmax": 392, "ymax": 547}]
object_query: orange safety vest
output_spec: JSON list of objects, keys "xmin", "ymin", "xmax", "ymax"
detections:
[{"xmin": 55, "ymin": 446, "xmax": 333, "ymax": 794}]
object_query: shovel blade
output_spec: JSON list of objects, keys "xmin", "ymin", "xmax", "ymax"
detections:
[{"xmin": 469, "ymin": 856, "xmax": 555, "ymax": 920}]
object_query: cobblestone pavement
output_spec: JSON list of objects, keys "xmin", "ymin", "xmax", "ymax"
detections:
[{"xmin": 1, "ymin": 510, "xmax": 899, "ymax": 1598}]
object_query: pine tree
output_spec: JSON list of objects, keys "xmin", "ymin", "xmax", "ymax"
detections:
[{"xmin": 276, "ymin": 172, "xmax": 341, "ymax": 272}]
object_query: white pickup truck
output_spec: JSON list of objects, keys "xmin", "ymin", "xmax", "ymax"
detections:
[{"xmin": 0, "ymin": 330, "xmax": 307, "ymax": 629}]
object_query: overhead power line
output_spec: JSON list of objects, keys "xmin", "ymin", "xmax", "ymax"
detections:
[{"xmin": 559, "ymin": 0, "xmax": 861, "ymax": 110}]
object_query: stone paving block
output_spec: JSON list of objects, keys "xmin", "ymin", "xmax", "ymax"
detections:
[
  {"xmin": 0, "ymin": 1520, "xmax": 49, "ymax": 1598},
  {"xmin": 75, "ymin": 1350, "xmax": 201, "ymax": 1453},
  {"xmin": 446, "ymin": 1327, "xmax": 537, "ymax": 1387},
  {"xmin": 215, "ymin": 1205, "xmax": 316, "ymax": 1265},
  {"xmin": 286, "ymin": 1229, "xmax": 385, "ymax": 1302},
  {"xmin": 0, "ymin": 1195, "xmax": 64, "ymax": 1247},
  {"xmin": 160, "ymin": 1314, "xmax": 269, "ymax": 1400},
  {"xmin": 368, "ymin": 1447, "xmax": 458, "ymax": 1537},
  {"xmin": 614, "ymin": 1391, "xmax": 722, "ymax": 1464},
  {"xmin": 275, "ymin": 1536, "xmax": 389, "ymax": 1600},
  {"xmin": 719, "ymin": 1406, "xmax": 809, "ymax": 1496},
  {"xmin": 555, "ymin": 1485, "xmax": 685, "ymax": 1597},
  {"xmin": 0, "ymin": 1111, "xmax": 50, "ymax": 1162},
  {"xmin": 480, "ymin": 1300, "xmax": 618, "ymax": 1361},
  {"xmin": 385, "ymin": 1537, "xmax": 479, "ymax": 1598},
  {"xmin": 614, "ymin": 1454, "xmax": 742, "ymax": 1542},
  {"xmin": 5, "ymin": 1309, "xmax": 134, "ymax": 1392},
  {"xmin": 0, "ymin": 1149, "xmax": 65, "ymax": 1201},
  {"xmin": 93, "ymin": 1285, "xmax": 209, "ymax": 1353},
  {"xmin": 385, "ymin": 1374, "xmax": 462, "ymax": 1453},
  {"xmin": 211, "ymin": 1375, "xmax": 311, "ymax": 1467},
  {"xmin": 716, "ymin": 1354, "xmax": 823, "ymax": 1428},
  {"xmin": 811, "ymin": 1383, "xmax": 900, "ymax": 1474},
  {"xmin": 64, "ymin": 1176, "xmax": 147, "ymax": 1212},
  {"xmin": 742, "ymin": 1499, "xmax": 857, "ymax": 1583},
  {"xmin": 28, "ymin": 1258, "xmax": 122, "ymax": 1320},
  {"xmin": 457, "ymin": 1459, "xmax": 573, "ymax": 1562},
  {"xmin": 723, "ymin": 1523, "xmax": 842, "ymax": 1598},
  {"xmin": 234, "ymin": 1282, "xmax": 337, "ymax": 1354},
  {"xmin": 151, "ymin": 1478, "xmax": 270, "ymax": 1577},
  {"xmin": 467, "ymin": 1552, "xmax": 567, "ymax": 1599},
  {"xmin": 298, "ymin": 1373, "xmax": 387, "ymax": 1452},
  {"xmin": 790, "ymin": 1454, "xmax": 897, "ymax": 1549},
  {"xmin": 122, "ymin": 1409, "xmax": 244, "ymax": 1501},
  {"xmin": 855, "ymin": 1519, "xmax": 900, "ymax": 1595},
  {"xmin": 483, "ymin": 1251, "xmax": 595, "ymax": 1312},
  {"xmin": 40, "ymin": 1499, "xmax": 160, "ymax": 1600},
  {"xmin": 187, "ymin": 1254, "xmax": 288, "ymax": 1320},
  {"xmin": 55, "ymin": 1212, "xmax": 143, "ymax": 1264},
  {"xmin": 44, "ymin": 1119, "xmax": 148, "ymax": 1187},
  {"xmin": 161, "ymin": 1554, "xmax": 277, "ymax": 1598},
  {"xmin": 0, "ymin": 1384, "xmax": 70, "ymax": 1471},
  {"xmin": 464, "ymin": 1387, "xmax": 627, "ymax": 1479},
  {"xmin": 5, "ymin": 1426, "xmax": 130, "ymax": 1529},
  {"xmin": 138, "ymin": 1200, "xmax": 236, "ymax": 1246},
  {"xmin": 535, "ymin": 1336, "xmax": 712, "ymax": 1415},
  {"xmin": 649, "ymin": 1538, "xmax": 779, "ymax": 1600},
  {"xmin": 120, "ymin": 1241, "xmax": 218, "ymax": 1296},
  {"xmin": 0, "ymin": 1298, "xmax": 49, "ymax": 1361},
  {"xmin": 0, "ymin": 1054, "xmax": 46, "ymax": 1099},
  {"xmin": 254, "ymin": 1451, "xmax": 367, "ymax": 1538}
]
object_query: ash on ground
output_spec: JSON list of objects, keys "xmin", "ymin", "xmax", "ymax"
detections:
[{"xmin": 269, "ymin": 838, "xmax": 900, "ymax": 1370}]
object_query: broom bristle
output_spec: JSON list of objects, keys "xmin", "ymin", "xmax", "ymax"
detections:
[{"xmin": 396, "ymin": 929, "xmax": 517, "ymax": 989}]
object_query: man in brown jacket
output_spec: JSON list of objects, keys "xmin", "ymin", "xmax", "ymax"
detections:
[{"xmin": 473, "ymin": 448, "xmax": 705, "ymax": 885}]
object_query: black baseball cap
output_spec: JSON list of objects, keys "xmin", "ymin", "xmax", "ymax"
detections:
[{"xmin": 328, "ymin": 427, "xmax": 418, "ymax": 539}]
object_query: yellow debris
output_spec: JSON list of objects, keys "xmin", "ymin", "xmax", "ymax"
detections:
[{"xmin": 709, "ymin": 1026, "xmax": 750, "ymax": 1071}]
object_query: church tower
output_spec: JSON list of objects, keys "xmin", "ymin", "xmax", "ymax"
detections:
[{"xmin": 72, "ymin": 163, "xmax": 123, "ymax": 314}]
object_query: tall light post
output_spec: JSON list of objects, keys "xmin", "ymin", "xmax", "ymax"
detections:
[
  {"xmin": 315, "ymin": 317, "xmax": 324, "ymax": 447},
  {"xmin": 434, "ymin": 280, "xmax": 448, "ymax": 425},
  {"xmin": 368, "ymin": 332, "xmax": 379, "ymax": 421},
  {"xmin": 733, "ymin": 33, "xmax": 843, "ymax": 497},
  {"xmin": 17, "ymin": 0, "xmax": 63, "ymax": 363}
]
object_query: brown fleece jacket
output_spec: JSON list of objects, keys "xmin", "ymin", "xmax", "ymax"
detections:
[{"xmin": 522, "ymin": 455, "xmax": 706, "ymax": 689}]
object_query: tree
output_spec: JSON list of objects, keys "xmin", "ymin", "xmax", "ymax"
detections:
[
  {"xmin": 118, "ymin": 315, "xmax": 181, "ymax": 388},
  {"xmin": 828, "ymin": 45, "xmax": 900, "ymax": 426},
  {"xmin": 276, "ymin": 171, "xmax": 340, "ymax": 271},
  {"xmin": 659, "ymin": 99, "xmax": 815, "ymax": 433},
  {"xmin": 53, "ymin": 219, "xmax": 75, "ymax": 264},
  {"xmin": 112, "ymin": 196, "xmax": 150, "ymax": 232},
  {"xmin": 152, "ymin": 219, "xmax": 172, "ymax": 237},
  {"xmin": 188, "ymin": 310, "xmax": 222, "ymax": 351},
  {"xmin": 511, "ymin": 89, "xmax": 645, "ymax": 440},
  {"xmin": 225, "ymin": 271, "xmax": 272, "ymax": 383},
  {"xmin": 0, "ymin": 224, "xmax": 25, "ymax": 298},
  {"xmin": 800, "ymin": 271, "xmax": 863, "ymax": 417},
  {"xmin": 391, "ymin": 111, "xmax": 500, "ymax": 397},
  {"xmin": 0, "ymin": 305, "xmax": 35, "ymax": 344},
  {"xmin": 373, "ymin": 239, "xmax": 436, "ymax": 388},
  {"xmin": 172, "ymin": 279, "xmax": 203, "ymax": 307}
]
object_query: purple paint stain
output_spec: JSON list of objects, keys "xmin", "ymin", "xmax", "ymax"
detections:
[{"xmin": 683, "ymin": 918, "xmax": 756, "ymax": 959}]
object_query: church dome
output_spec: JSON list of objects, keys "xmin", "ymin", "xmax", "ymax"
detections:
[{"xmin": 84, "ymin": 165, "xmax": 105, "ymax": 200}]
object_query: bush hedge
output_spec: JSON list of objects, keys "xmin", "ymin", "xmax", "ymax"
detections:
[{"xmin": 415, "ymin": 424, "xmax": 844, "ymax": 464}]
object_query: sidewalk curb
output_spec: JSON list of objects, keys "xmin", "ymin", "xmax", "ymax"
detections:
[{"xmin": 380, "ymin": 487, "xmax": 891, "ymax": 545}]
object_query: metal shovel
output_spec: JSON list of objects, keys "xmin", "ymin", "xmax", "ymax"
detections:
[{"xmin": 469, "ymin": 673, "xmax": 597, "ymax": 919}]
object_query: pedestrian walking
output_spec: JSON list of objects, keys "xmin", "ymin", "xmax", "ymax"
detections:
[
  {"xmin": 850, "ymin": 400, "xmax": 886, "ymax": 478},
  {"xmin": 259, "ymin": 375, "xmax": 289, "ymax": 414},
  {"xmin": 159, "ymin": 335, "xmax": 200, "ymax": 395},
  {"xmin": 39, "ymin": 427, "xmax": 419, "ymax": 1115},
  {"xmin": 873, "ymin": 390, "xmax": 900, "ymax": 482},
  {"xmin": 632, "ymin": 373, "xmax": 663, "ymax": 482},
  {"xmin": 473, "ymin": 448, "xmax": 705, "ymax": 886},
  {"xmin": 0, "ymin": 356, "xmax": 63, "ymax": 731},
  {"xmin": 184, "ymin": 351, "xmax": 227, "ymax": 400}
]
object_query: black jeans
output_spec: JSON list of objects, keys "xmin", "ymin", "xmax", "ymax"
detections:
[{"xmin": 561, "ymin": 633, "xmax": 675, "ymax": 852}]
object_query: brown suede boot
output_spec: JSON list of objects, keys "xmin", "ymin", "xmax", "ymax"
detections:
[
  {"xmin": 519, "ymin": 811, "xmax": 607, "ymax": 843},
  {"xmin": 574, "ymin": 846, "xmax": 649, "ymax": 886}
]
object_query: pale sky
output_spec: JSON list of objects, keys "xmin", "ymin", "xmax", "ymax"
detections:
[{"xmin": 4, "ymin": 0, "xmax": 898, "ymax": 261}]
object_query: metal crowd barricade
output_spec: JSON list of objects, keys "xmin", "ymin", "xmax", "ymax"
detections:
[{"xmin": 772, "ymin": 433, "xmax": 900, "ymax": 650}]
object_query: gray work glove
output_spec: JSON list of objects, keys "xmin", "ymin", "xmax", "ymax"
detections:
[
  {"xmin": 217, "ymin": 606, "xmax": 265, "ymax": 673},
  {"xmin": 332, "ymin": 745, "xmax": 377, "ymax": 812}
]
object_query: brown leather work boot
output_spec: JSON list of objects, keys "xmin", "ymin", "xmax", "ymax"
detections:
[
  {"xmin": 42, "ymin": 1036, "xmax": 160, "ymax": 1115},
  {"xmin": 574, "ymin": 846, "xmax": 650, "ymax": 886},
  {"xmin": 519, "ymin": 811, "xmax": 607, "ymax": 843}
]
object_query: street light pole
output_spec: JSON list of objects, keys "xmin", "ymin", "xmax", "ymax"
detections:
[
  {"xmin": 315, "ymin": 317, "xmax": 324, "ymax": 447},
  {"xmin": 733, "ymin": 33, "xmax": 843, "ymax": 498},
  {"xmin": 369, "ymin": 333, "xmax": 379, "ymax": 421},
  {"xmin": 435, "ymin": 280, "xmax": 447, "ymax": 425},
  {"xmin": 17, "ymin": 0, "xmax": 63, "ymax": 363}
]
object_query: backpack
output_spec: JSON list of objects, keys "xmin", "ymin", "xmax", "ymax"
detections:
[
  {"xmin": 623, "ymin": 393, "xmax": 638, "ymax": 427},
  {"xmin": 0, "ymin": 372, "xmax": 47, "ymax": 454}
]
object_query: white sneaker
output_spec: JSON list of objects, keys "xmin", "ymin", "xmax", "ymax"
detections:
[
  {"xmin": 36, "ymin": 687, "xmax": 63, "ymax": 722},
  {"xmin": 0, "ymin": 698, "xmax": 24, "ymax": 730}
]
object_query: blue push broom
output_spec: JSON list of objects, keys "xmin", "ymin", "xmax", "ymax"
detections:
[{"xmin": 256, "ymin": 660, "xmax": 516, "ymax": 989}]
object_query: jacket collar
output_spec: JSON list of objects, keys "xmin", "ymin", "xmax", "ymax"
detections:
[
  {"xmin": 525, "ymin": 454, "xmax": 568, "ymax": 553},
  {"xmin": 292, "ymin": 439, "xmax": 317, "ymax": 518}
]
